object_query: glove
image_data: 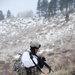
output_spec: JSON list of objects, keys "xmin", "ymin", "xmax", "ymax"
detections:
[
  {"xmin": 38, "ymin": 56, "xmax": 46, "ymax": 61},
  {"xmin": 41, "ymin": 56, "xmax": 46, "ymax": 61},
  {"xmin": 38, "ymin": 56, "xmax": 46, "ymax": 68}
]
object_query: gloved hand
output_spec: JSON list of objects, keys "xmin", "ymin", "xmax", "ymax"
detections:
[
  {"xmin": 38, "ymin": 56, "xmax": 46, "ymax": 61},
  {"xmin": 38, "ymin": 56, "xmax": 46, "ymax": 68},
  {"xmin": 41, "ymin": 56, "xmax": 46, "ymax": 61}
]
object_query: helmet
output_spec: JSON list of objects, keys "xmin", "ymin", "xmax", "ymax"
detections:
[{"xmin": 30, "ymin": 41, "xmax": 41, "ymax": 48}]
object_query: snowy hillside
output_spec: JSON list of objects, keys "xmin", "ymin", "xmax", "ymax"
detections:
[
  {"xmin": 0, "ymin": 13, "xmax": 75, "ymax": 61},
  {"xmin": 0, "ymin": 12, "xmax": 75, "ymax": 75}
]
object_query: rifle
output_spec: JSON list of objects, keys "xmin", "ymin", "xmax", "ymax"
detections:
[
  {"xmin": 30, "ymin": 52, "xmax": 54, "ymax": 74},
  {"xmin": 37, "ymin": 56, "xmax": 54, "ymax": 73}
]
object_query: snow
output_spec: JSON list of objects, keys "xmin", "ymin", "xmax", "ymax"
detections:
[{"xmin": 0, "ymin": 13, "xmax": 75, "ymax": 61}]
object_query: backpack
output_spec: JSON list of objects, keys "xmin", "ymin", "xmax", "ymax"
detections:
[{"xmin": 13, "ymin": 54, "xmax": 26, "ymax": 74}]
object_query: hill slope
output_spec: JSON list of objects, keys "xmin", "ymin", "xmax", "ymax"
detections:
[{"xmin": 0, "ymin": 13, "xmax": 75, "ymax": 75}]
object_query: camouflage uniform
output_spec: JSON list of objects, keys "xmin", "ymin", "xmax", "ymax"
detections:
[
  {"xmin": 17, "ymin": 66, "xmax": 41, "ymax": 75},
  {"xmin": 13, "ymin": 41, "xmax": 42, "ymax": 75},
  {"xmin": 25, "ymin": 66, "xmax": 41, "ymax": 75}
]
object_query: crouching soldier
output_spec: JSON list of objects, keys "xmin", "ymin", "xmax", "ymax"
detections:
[
  {"xmin": 21, "ymin": 41, "xmax": 42, "ymax": 75},
  {"xmin": 13, "ymin": 41, "xmax": 52, "ymax": 75}
]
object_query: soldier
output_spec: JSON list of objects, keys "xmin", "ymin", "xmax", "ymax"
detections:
[
  {"xmin": 21, "ymin": 41, "xmax": 42, "ymax": 75},
  {"xmin": 13, "ymin": 41, "xmax": 52, "ymax": 75}
]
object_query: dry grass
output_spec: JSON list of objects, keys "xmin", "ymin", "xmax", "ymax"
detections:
[{"xmin": 0, "ymin": 43, "xmax": 75, "ymax": 75}]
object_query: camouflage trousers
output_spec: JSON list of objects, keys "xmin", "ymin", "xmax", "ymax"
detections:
[{"xmin": 17, "ymin": 66, "xmax": 41, "ymax": 75}]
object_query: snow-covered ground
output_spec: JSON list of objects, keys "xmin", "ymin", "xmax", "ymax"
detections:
[{"xmin": 0, "ymin": 13, "xmax": 75, "ymax": 61}]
